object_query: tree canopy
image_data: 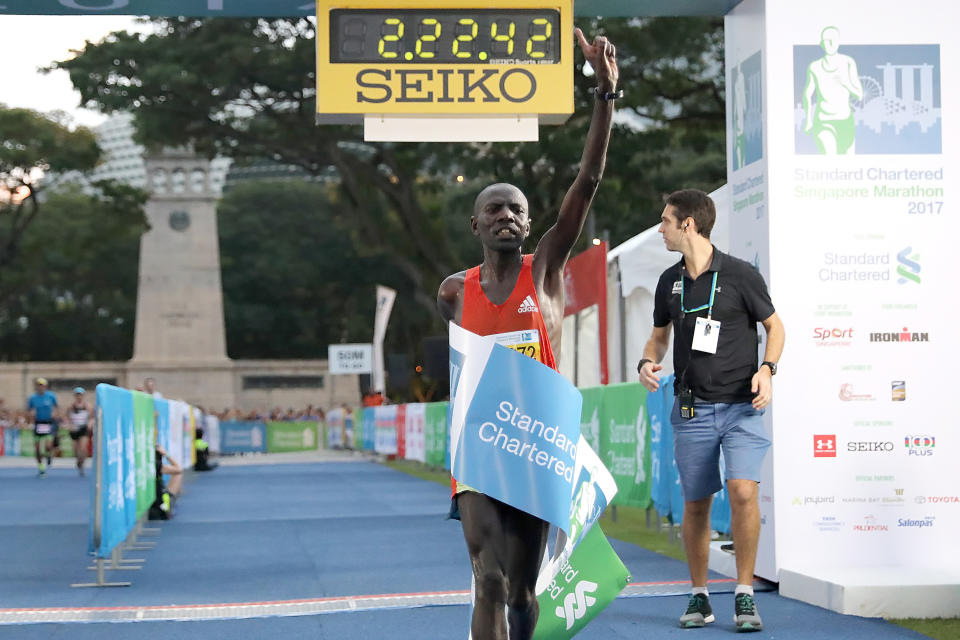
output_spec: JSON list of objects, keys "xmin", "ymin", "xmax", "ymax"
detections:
[{"xmin": 51, "ymin": 16, "xmax": 727, "ymax": 381}]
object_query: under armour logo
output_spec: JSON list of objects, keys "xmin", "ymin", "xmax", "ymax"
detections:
[
  {"xmin": 517, "ymin": 295, "xmax": 538, "ymax": 314},
  {"xmin": 814, "ymin": 434, "xmax": 837, "ymax": 458},
  {"xmin": 555, "ymin": 580, "xmax": 598, "ymax": 630}
]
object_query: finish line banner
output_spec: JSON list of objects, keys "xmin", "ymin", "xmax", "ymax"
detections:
[
  {"xmin": 449, "ymin": 323, "xmax": 627, "ymax": 635},
  {"xmin": 450, "ymin": 322, "xmax": 585, "ymax": 530}
]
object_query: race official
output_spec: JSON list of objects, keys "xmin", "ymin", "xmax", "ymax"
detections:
[{"xmin": 637, "ymin": 189, "xmax": 784, "ymax": 632}]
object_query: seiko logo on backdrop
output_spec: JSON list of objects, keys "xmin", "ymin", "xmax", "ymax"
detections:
[{"xmin": 847, "ymin": 441, "xmax": 894, "ymax": 452}]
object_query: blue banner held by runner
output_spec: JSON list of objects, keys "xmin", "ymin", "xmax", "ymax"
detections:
[{"xmin": 449, "ymin": 322, "xmax": 583, "ymax": 531}]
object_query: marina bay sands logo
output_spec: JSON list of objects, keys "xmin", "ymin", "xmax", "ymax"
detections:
[{"xmin": 793, "ymin": 28, "xmax": 941, "ymax": 154}]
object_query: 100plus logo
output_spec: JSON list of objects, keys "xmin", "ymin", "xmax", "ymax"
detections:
[{"xmin": 905, "ymin": 435, "xmax": 935, "ymax": 456}]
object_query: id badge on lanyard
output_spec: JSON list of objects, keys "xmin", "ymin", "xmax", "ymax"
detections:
[{"xmin": 681, "ymin": 270, "xmax": 721, "ymax": 354}]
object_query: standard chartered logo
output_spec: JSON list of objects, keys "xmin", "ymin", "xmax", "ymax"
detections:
[
  {"xmin": 896, "ymin": 247, "xmax": 920, "ymax": 284},
  {"xmin": 555, "ymin": 580, "xmax": 598, "ymax": 630},
  {"xmin": 818, "ymin": 247, "xmax": 921, "ymax": 283}
]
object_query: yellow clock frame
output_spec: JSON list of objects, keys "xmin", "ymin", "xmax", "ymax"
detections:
[{"xmin": 316, "ymin": 0, "xmax": 574, "ymax": 124}]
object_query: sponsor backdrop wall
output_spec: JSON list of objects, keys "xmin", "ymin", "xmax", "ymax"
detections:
[{"xmin": 727, "ymin": 0, "xmax": 959, "ymax": 601}]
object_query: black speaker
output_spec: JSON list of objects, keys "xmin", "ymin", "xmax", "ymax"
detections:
[{"xmin": 422, "ymin": 336, "xmax": 448, "ymax": 381}]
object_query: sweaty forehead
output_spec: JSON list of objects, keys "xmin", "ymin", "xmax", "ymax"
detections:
[{"xmin": 475, "ymin": 183, "xmax": 527, "ymax": 213}]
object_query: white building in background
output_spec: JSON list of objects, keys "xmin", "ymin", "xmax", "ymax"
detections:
[{"xmin": 88, "ymin": 112, "xmax": 232, "ymax": 193}]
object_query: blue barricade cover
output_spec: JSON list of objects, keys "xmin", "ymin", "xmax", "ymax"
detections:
[
  {"xmin": 90, "ymin": 384, "xmax": 133, "ymax": 558},
  {"xmin": 360, "ymin": 408, "xmax": 375, "ymax": 451},
  {"xmin": 219, "ymin": 421, "xmax": 267, "ymax": 454}
]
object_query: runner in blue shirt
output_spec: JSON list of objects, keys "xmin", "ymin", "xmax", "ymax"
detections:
[{"xmin": 28, "ymin": 378, "xmax": 60, "ymax": 476}]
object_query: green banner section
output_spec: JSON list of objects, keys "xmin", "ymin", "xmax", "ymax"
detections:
[
  {"xmin": 266, "ymin": 421, "xmax": 318, "ymax": 453},
  {"xmin": 133, "ymin": 391, "xmax": 156, "ymax": 519},
  {"xmin": 423, "ymin": 401, "xmax": 448, "ymax": 467},
  {"xmin": 533, "ymin": 525, "xmax": 630, "ymax": 639},
  {"xmin": 579, "ymin": 386, "xmax": 605, "ymax": 453},
  {"xmin": 598, "ymin": 382, "xmax": 651, "ymax": 508}
]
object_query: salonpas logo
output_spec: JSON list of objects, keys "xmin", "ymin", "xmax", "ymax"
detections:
[{"xmin": 555, "ymin": 580, "xmax": 599, "ymax": 630}]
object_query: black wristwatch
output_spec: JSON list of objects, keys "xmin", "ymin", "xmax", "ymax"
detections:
[
  {"xmin": 637, "ymin": 358, "xmax": 653, "ymax": 374},
  {"xmin": 594, "ymin": 87, "xmax": 623, "ymax": 101},
  {"xmin": 760, "ymin": 361, "xmax": 777, "ymax": 375}
]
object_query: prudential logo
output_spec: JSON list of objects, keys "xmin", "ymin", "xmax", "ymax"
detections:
[
  {"xmin": 556, "ymin": 580, "xmax": 598, "ymax": 630},
  {"xmin": 896, "ymin": 247, "xmax": 920, "ymax": 284}
]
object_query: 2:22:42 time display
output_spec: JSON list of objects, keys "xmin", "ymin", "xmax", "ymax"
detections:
[{"xmin": 330, "ymin": 9, "xmax": 561, "ymax": 64}]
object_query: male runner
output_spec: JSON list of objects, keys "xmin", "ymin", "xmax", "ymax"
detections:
[
  {"xmin": 803, "ymin": 26, "xmax": 863, "ymax": 155},
  {"xmin": 28, "ymin": 378, "xmax": 60, "ymax": 476},
  {"xmin": 437, "ymin": 28, "xmax": 618, "ymax": 640},
  {"xmin": 67, "ymin": 387, "xmax": 94, "ymax": 476}
]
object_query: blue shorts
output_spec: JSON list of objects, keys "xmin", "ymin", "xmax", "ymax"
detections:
[{"xmin": 671, "ymin": 399, "xmax": 770, "ymax": 502}]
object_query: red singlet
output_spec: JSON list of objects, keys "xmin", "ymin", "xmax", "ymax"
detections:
[{"xmin": 452, "ymin": 254, "xmax": 558, "ymax": 495}]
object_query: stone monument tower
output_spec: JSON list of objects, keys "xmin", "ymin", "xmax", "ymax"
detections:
[{"xmin": 129, "ymin": 149, "xmax": 235, "ymax": 408}]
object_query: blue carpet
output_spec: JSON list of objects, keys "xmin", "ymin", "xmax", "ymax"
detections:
[{"xmin": 0, "ymin": 461, "xmax": 931, "ymax": 639}]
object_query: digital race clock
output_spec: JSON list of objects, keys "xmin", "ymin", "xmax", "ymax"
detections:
[
  {"xmin": 329, "ymin": 9, "xmax": 561, "ymax": 65},
  {"xmin": 316, "ymin": 0, "xmax": 574, "ymax": 122}
]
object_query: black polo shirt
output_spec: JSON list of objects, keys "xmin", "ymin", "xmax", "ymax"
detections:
[{"xmin": 653, "ymin": 246, "xmax": 775, "ymax": 403}]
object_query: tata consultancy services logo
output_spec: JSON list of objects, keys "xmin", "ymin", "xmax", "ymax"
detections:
[
  {"xmin": 896, "ymin": 247, "xmax": 920, "ymax": 284},
  {"xmin": 814, "ymin": 434, "xmax": 836, "ymax": 457},
  {"xmin": 794, "ymin": 29, "xmax": 941, "ymax": 154},
  {"xmin": 839, "ymin": 384, "xmax": 874, "ymax": 401},
  {"xmin": 870, "ymin": 327, "xmax": 929, "ymax": 343},
  {"xmin": 813, "ymin": 327, "xmax": 853, "ymax": 346},
  {"xmin": 904, "ymin": 435, "xmax": 935, "ymax": 457}
]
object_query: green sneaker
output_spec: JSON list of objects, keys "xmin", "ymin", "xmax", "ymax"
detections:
[
  {"xmin": 679, "ymin": 593, "xmax": 714, "ymax": 628},
  {"xmin": 734, "ymin": 593, "xmax": 763, "ymax": 632},
  {"xmin": 38, "ymin": 462, "xmax": 46, "ymax": 477}
]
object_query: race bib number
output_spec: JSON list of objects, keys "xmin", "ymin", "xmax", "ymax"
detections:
[
  {"xmin": 35, "ymin": 423, "xmax": 52, "ymax": 435},
  {"xmin": 490, "ymin": 329, "xmax": 542, "ymax": 363}
]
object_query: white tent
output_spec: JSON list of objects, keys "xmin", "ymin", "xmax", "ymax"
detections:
[{"xmin": 605, "ymin": 185, "xmax": 730, "ymax": 383}]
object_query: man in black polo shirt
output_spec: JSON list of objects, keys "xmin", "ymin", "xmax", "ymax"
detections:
[{"xmin": 638, "ymin": 189, "xmax": 784, "ymax": 633}]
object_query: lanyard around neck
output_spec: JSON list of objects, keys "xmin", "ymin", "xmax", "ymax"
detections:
[{"xmin": 680, "ymin": 269, "xmax": 718, "ymax": 318}]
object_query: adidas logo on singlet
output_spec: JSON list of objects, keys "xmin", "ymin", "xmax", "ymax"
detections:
[{"xmin": 517, "ymin": 295, "xmax": 539, "ymax": 314}]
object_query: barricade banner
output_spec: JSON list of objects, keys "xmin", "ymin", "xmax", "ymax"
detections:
[
  {"xmin": 204, "ymin": 414, "xmax": 220, "ymax": 455},
  {"xmin": 404, "ymin": 403, "xmax": 426, "ymax": 462},
  {"xmin": 91, "ymin": 384, "xmax": 132, "ymax": 558},
  {"xmin": 190, "ymin": 407, "xmax": 200, "ymax": 466},
  {"xmin": 444, "ymin": 403, "xmax": 452, "ymax": 471},
  {"xmin": 155, "ymin": 398, "xmax": 171, "ymax": 486},
  {"xmin": 374, "ymin": 406, "xmax": 398, "ymax": 455},
  {"xmin": 532, "ymin": 523, "xmax": 630, "ymax": 639},
  {"xmin": 423, "ymin": 402, "xmax": 448, "ymax": 467},
  {"xmin": 123, "ymin": 391, "xmax": 137, "ymax": 531},
  {"xmin": 579, "ymin": 386, "xmax": 605, "ymax": 453},
  {"xmin": 2, "ymin": 427, "xmax": 17, "ymax": 456},
  {"xmin": 396, "ymin": 404, "xmax": 407, "ymax": 459},
  {"xmin": 326, "ymin": 408, "xmax": 344, "ymax": 449},
  {"xmin": 132, "ymin": 391, "xmax": 155, "ymax": 519},
  {"xmin": 19, "ymin": 429, "xmax": 35, "ymax": 456},
  {"xmin": 360, "ymin": 408, "xmax": 375, "ymax": 451},
  {"xmin": 597, "ymin": 382, "xmax": 651, "ymax": 509},
  {"xmin": 648, "ymin": 376, "xmax": 673, "ymax": 517},
  {"xmin": 220, "ymin": 421, "xmax": 267, "ymax": 454},
  {"xmin": 266, "ymin": 421, "xmax": 318, "ymax": 453},
  {"xmin": 167, "ymin": 401, "xmax": 186, "ymax": 468},
  {"xmin": 0, "ymin": 426, "xmax": 4, "ymax": 456},
  {"xmin": 344, "ymin": 410, "xmax": 354, "ymax": 449}
]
